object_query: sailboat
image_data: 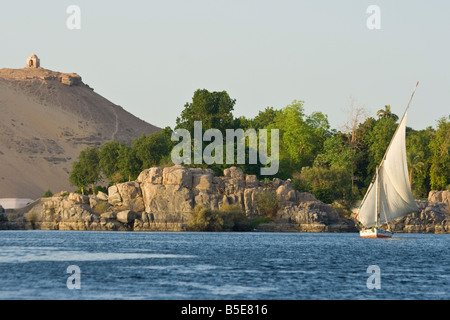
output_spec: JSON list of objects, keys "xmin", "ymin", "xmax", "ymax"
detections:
[{"xmin": 355, "ymin": 82, "xmax": 420, "ymax": 238}]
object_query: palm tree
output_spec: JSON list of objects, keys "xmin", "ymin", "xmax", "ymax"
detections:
[
  {"xmin": 407, "ymin": 151, "xmax": 425, "ymax": 188},
  {"xmin": 377, "ymin": 105, "xmax": 399, "ymax": 122}
]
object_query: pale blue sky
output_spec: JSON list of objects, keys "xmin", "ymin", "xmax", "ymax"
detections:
[{"xmin": 1, "ymin": 1, "xmax": 449, "ymax": 130}]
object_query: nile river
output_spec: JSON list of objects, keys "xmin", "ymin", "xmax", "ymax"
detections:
[{"xmin": 0, "ymin": 231, "xmax": 448, "ymax": 300}]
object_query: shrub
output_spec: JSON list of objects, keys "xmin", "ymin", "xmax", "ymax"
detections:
[
  {"xmin": 93, "ymin": 200, "xmax": 110, "ymax": 214},
  {"xmin": 220, "ymin": 203, "xmax": 251, "ymax": 231},
  {"xmin": 43, "ymin": 189, "xmax": 53, "ymax": 198},
  {"xmin": 249, "ymin": 216, "xmax": 271, "ymax": 229},
  {"xmin": 187, "ymin": 205, "xmax": 224, "ymax": 231},
  {"xmin": 294, "ymin": 166, "xmax": 354, "ymax": 204},
  {"xmin": 187, "ymin": 203, "xmax": 251, "ymax": 231},
  {"xmin": 255, "ymin": 190, "xmax": 279, "ymax": 219},
  {"xmin": 94, "ymin": 185, "xmax": 108, "ymax": 195}
]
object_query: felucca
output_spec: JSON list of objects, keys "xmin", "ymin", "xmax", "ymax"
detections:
[{"xmin": 355, "ymin": 82, "xmax": 420, "ymax": 238}]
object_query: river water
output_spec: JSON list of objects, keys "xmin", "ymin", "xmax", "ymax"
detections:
[{"xmin": 0, "ymin": 231, "xmax": 448, "ymax": 300}]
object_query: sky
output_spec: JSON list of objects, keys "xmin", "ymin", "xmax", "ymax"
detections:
[{"xmin": 1, "ymin": 0, "xmax": 449, "ymax": 131}]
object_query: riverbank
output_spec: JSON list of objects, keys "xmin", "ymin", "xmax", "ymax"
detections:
[{"xmin": 0, "ymin": 166, "xmax": 448, "ymax": 233}]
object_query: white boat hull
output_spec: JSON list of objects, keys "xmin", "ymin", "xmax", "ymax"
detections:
[{"xmin": 360, "ymin": 227, "xmax": 393, "ymax": 238}]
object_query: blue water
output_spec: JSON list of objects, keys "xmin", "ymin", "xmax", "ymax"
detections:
[{"xmin": 0, "ymin": 231, "xmax": 448, "ymax": 300}]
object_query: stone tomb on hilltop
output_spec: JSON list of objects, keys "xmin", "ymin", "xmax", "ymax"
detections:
[{"xmin": 26, "ymin": 54, "xmax": 40, "ymax": 68}]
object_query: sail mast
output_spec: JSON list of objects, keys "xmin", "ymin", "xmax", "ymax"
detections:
[{"xmin": 375, "ymin": 166, "xmax": 379, "ymax": 227}]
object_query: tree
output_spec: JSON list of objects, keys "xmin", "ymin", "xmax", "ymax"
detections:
[
  {"xmin": 175, "ymin": 89, "xmax": 236, "ymax": 134},
  {"xmin": 295, "ymin": 166, "xmax": 353, "ymax": 204},
  {"xmin": 315, "ymin": 135, "xmax": 354, "ymax": 170},
  {"xmin": 376, "ymin": 105, "xmax": 399, "ymax": 121},
  {"xmin": 133, "ymin": 131, "xmax": 172, "ymax": 170},
  {"xmin": 69, "ymin": 147, "xmax": 100, "ymax": 194},
  {"xmin": 272, "ymin": 100, "xmax": 331, "ymax": 178},
  {"xmin": 366, "ymin": 117, "xmax": 397, "ymax": 177},
  {"xmin": 233, "ymin": 116, "xmax": 254, "ymax": 130},
  {"xmin": 354, "ymin": 117, "xmax": 377, "ymax": 188},
  {"xmin": 429, "ymin": 116, "xmax": 450, "ymax": 190},
  {"xmin": 117, "ymin": 144, "xmax": 141, "ymax": 182},
  {"xmin": 407, "ymin": 151, "xmax": 425, "ymax": 188},
  {"xmin": 341, "ymin": 97, "xmax": 369, "ymax": 145},
  {"xmin": 253, "ymin": 107, "xmax": 282, "ymax": 129},
  {"xmin": 99, "ymin": 141, "xmax": 125, "ymax": 182},
  {"xmin": 406, "ymin": 128, "xmax": 433, "ymax": 197}
]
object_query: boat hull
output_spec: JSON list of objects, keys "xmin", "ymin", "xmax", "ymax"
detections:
[{"xmin": 360, "ymin": 227, "xmax": 393, "ymax": 238}]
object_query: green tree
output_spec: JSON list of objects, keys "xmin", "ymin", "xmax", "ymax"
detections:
[
  {"xmin": 99, "ymin": 141, "xmax": 124, "ymax": 182},
  {"xmin": 377, "ymin": 105, "xmax": 399, "ymax": 121},
  {"xmin": 175, "ymin": 89, "xmax": 236, "ymax": 134},
  {"xmin": 272, "ymin": 101, "xmax": 330, "ymax": 178},
  {"xmin": 315, "ymin": 135, "xmax": 353, "ymax": 170},
  {"xmin": 354, "ymin": 117, "xmax": 376, "ymax": 188},
  {"xmin": 69, "ymin": 147, "xmax": 100, "ymax": 194},
  {"xmin": 233, "ymin": 116, "xmax": 254, "ymax": 130},
  {"xmin": 406, "ymin": 128, "xmax": 433, "ymax": 197},
  {"xmin": 295, "ymin": 166, "xmax": 353, "ymax": 204},
  {"xmin": 117, "ymin": 144, "xmax": 141, "ymax": 182},
  {"xmin": 407, "ymin": 151, "xmax": 425, "ymax": 188},
  {"xmin": 133, "ymin": 131, "xmax": 172, "ymax": 170},
  {"xmin": 429, "ymin": 116, "xmax": 450, "ymax": 190},
  {"xmin": 253, "ymin": 107, "xmax": 282, "ymax": 129},
  {"xmin": 314, "ymin": 134, "xmax": 358, "ymax": 192},
  {"xmin": 366, "ymin": 117, "xmax": 398, "ymax": 177}
]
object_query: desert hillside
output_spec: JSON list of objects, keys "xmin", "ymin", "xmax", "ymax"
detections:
[{"xmin": 0, "ymin": 66, "xmax": 159, "ymax": 199}]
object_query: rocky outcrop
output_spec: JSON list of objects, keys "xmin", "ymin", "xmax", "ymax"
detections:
[
  {"xmin": 262, "ymin": 200, "xmax": 358, "ymax": 232},
  {"xmin": 427, "ymin": 190, "xmax": 450, "ymax": 204},
  {"xmin": 60, "ymin": 73, "xmax": 82, "ymax": 86},
  {"xmin": 0, "ymin": 165, "xmax": 357, "ymax": 232},
  {"xmin": 388, "ymin": 191, "xmax": 450, "ymax": 233},
  {"xmin": 1, "ymin": 165, "xmax": 447, "ymax": 233}
]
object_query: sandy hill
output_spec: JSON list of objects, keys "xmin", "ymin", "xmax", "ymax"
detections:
[{"xmin": 0, "ymin": 67, "xmax": 160, "ymax": 199}]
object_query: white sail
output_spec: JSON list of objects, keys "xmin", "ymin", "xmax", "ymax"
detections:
[
  {"xmin": 356, "ymin": 112, "xmax": 418, "ymax": 228},
  {"xmin": 356, "ymin": 179, "xmax": 378, "ymax": 228},
  {"xmin": 378, "ymin": 112, "xmax": 418, "ymax": 223}
]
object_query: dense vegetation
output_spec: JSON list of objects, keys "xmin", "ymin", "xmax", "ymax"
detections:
[{"xmin": 68, "ymin": 89, "xmax": 449, "ymax": 204}]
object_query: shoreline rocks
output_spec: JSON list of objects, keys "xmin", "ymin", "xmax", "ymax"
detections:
[
  {"xmin": 0, "ymin": 165, "xmax": 448, "ymax": 233},
  {"xmin": 388, "ymin": 196, "xmax": 449, "ymax": 234}
]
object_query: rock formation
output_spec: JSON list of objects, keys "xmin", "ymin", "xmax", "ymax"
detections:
[
  {"xmin": 1, "ymin": 165, "xmax": 448, "ymax": 233},
  {"xmin": 388, "ymin": 190, "xmax": 450, "ymax": 233},
  {"xmin": 0, "ymin": 165, "xmax": 357, "ymax": 232}
]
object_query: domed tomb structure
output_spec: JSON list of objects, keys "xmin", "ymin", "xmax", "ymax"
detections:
[{"xmin": 26, "ymin": 54, "xmax": 40, "ymax": 68}]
